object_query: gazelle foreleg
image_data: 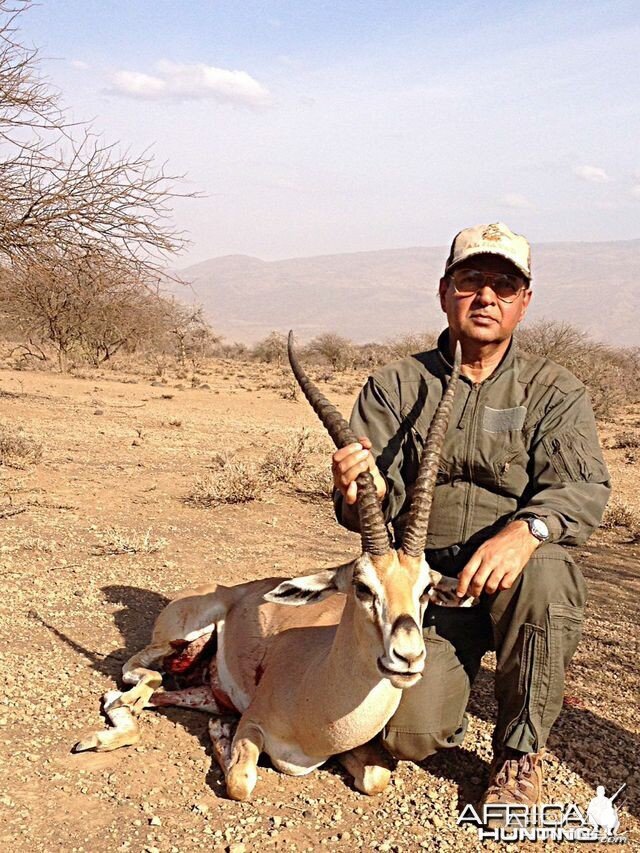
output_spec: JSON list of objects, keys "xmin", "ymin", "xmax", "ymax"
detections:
[
  {"xmin": 221, "ymin": 718, "xmax": 265, "ymax": 801},
  {"xmin": 337, "ymin": 737, "xmax": 394, "ymax": 795}
]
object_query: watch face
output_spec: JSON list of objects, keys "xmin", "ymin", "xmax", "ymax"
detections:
[{"xmin": 530, "ymin": 518, "xmax": 549, "ymax": 540}]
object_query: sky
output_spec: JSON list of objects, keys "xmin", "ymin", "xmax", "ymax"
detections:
[{"xmin": 20, "ymin": 0, "xmax": 640, "ymax": 265}]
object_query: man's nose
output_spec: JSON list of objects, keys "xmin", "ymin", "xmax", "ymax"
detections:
[{"xmin": 473, "ymin": 285, "xmax": 497, "ymax": 306}]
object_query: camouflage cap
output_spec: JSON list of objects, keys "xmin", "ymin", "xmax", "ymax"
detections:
[{"xmin": 445, "ymin": 222, "xmax": 531, "ymax": 279}]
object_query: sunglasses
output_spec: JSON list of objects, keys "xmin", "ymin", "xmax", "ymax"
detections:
[{"xmin": 449, "ymin": 269, "xmax": 527, "ymax": 303}]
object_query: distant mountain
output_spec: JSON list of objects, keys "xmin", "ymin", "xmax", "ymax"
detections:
[{"xmin": 170, "ymin": 240, "xmax": 640, "ymax": 347}]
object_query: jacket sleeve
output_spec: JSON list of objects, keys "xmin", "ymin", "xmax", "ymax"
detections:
[
  {"xmin": 333, "ymin": 375, "xmax": 407, "ymax": 532},
  {"xmin": 512, "ymin": 386, "xmax": 611, "ymax": 545}
]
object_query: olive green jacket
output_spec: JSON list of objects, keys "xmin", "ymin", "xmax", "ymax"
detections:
[{"xmin": 335, "ymin": 331, "xmax": 611, "ymax": 550}]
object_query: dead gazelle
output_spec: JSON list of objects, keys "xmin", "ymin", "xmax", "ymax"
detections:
[{"xmin": 75, "ymin": 332, "xmax": 471, "ymax": 800}]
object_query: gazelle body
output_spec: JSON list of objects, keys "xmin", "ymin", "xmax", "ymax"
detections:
[{"xmin": 76, "ymin": 333, "xmax": 471, "ymax": 799}]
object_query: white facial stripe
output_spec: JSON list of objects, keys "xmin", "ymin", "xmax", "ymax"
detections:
[{"xmin": 353, "ymin": 554, "xmax": 385, "ymax": 601}]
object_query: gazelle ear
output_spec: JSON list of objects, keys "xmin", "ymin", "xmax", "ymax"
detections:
[
  {"xmin": 264, "ymin": 563, "xmax": 354, "ymax": 607},
  {"xmin": 426, "ymin": 571, "xmax": 477, "ymax": 608}
]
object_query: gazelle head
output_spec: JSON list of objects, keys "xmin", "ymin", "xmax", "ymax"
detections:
[{"xmin": 264, "ymin": 332, "xmax": 470, "ymax": 689}]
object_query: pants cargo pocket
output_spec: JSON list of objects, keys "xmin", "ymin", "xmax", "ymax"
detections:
[
  {"xmin": 382, "ymin": 633, "xmax": 470, "ymax": 761},
  {"xmin": 504, "ymin": 622, "xmax": 546, "ymax": 753},
  {"xmin": 541, "ymin": 603, "xmax": 584, "ymax": 734}
]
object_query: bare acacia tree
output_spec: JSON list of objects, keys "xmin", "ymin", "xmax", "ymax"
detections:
[
  {"xmin": 161, "ymin": 300, "xmax": 220, "ymax": 368},
  {"xmin": 0, "ymin": 1, "xmax": 194, "ymax": 273},
  {"xmin": 0, "ymin": 250, "xmax": 213, "ymax": 370}
]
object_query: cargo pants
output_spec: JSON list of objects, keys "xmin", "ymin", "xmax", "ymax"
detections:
[{"xmin": 382, "ymin": 543, "xmax": 587, "ymax": 759}]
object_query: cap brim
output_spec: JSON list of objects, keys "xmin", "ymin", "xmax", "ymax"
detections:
[{"xmin": 446, "ymin": 248, "xmax": 531, "ymax": 280}]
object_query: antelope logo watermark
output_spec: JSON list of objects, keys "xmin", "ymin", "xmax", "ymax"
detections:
[{"xmin": 458, "ymin": 783, "xmax": 627, "ymax": 843}]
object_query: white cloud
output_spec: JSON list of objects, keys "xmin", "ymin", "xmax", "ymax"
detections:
[
  {"xmin": 573, "ymin": 164, "xmax": 609, "ymax": 183},
  {"xmin": 70, "ymin": 59, "xmax": 89, "ymax": 70},
  {"xmin": 500, "ymin": 193, "xmax": 532, "ymax": 209},
  {"xmin": 112, "ymin": 70, "xmax": 166, "ymax": 98},
  {"xmin": 630, "ymin": 185, "xmax": 640, "ymax": 199},
  {"xmin": 110, "ymin": 60, "xmax": 271, "ymax": 107}
]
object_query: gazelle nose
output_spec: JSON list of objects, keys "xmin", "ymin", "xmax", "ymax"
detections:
[
  {"xmin": 394, "ymin": 646, "xmax": 426, "ymax": 666},
  {"xmin": 390, "ymin": 614, "xmax": 425, "ymax": 666}
]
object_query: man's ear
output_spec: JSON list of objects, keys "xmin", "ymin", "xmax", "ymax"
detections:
[
  {"xmin": 438, "ymin": 277, "xmax": 449, "ymax": 312},
  {"xmin": 263, "ymin": 562, "xmax": 354, "ymax": 607},
  {"xmin": 518, "ymin": 287, "xmax": 533, "ymax": 323}
]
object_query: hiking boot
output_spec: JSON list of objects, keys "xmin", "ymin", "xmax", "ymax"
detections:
[{"xmin": 480, "ymin": 748, "xmax": 545, "ymax": 822}]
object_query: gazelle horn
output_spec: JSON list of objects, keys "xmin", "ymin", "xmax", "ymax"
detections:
[
  {"xmin": 287, "ymin": 331, "xmax": 390, "ymax": 556},
  {"xmin": 401, "ymin": 341, "xmax": 462, "ymax": 558}
]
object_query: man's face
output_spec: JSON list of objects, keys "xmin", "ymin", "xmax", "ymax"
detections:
[{"xmin": 438, "ymin": 253, "xmax": 532, "ymax": 346}]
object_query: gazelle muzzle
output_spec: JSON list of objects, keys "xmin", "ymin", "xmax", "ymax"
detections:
[{"xmin": 377, "ymin": 613, "xmax": 425, "ymax": 687}]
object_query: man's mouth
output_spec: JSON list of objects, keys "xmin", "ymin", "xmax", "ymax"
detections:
[{"xmin": 470, "ymin": 314, "xmax": 496, "ymax": 324}]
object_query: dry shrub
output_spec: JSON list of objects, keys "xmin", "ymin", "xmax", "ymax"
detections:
[
  {"xmin": 611, "ymin": 432, "xmax": 640, "ymax": 449},
  {"xmin": 187, "ymin": 432, "xmax": 334, "ymax": 508},
  {"xmin": 0, "ymin": 423, "xmax": 43, "ymax": 468},
  {"xmin": 186, "ymin": 453, "xmax": 261, "ymax": 507},
  {"xmin": 93, "ymin": 527, "xmax": 167, "ymax": 556},
  {"xmin": 279, "ymin": 381, "xmax": 299, "ymax": 401},
  {"xmin": 384, "ymin": 332, "xmax": 439, "ymax": 361},
  {"xmin": 252, "ymin": 331, "xmax": 288, "ymax": 364},
  {"xmin": 304, "ymin": 333, "xmax": 357, "ymax": 371},
  {"xmin": 20, "ymin": 536, "xmax": 56, "ymax": 553},
  {"xmin": 601, "ymin": 498, "xmax": 640, "ymax": 541},
  {"xmin": 295, "ymin": 463, "xmax": 334, "ymax": 501},
  {"xmin": 517, "ymin": 321, "xmax": 639, "ymax": 418},
  {"xmin": 259, "ymin": 429, "xmax": 319, "ymax": 485}
]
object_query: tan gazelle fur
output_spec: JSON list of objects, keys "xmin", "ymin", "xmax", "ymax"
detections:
[{"xmin": 75, "ymin": 333, "xmax": 473, "ymax": 800}]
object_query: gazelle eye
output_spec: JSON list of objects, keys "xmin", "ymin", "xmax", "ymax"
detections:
[{"xmin": 354, "ymin": 581, "xmax": 374, "ymax": 601}]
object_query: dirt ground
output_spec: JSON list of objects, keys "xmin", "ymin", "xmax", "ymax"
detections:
[{"xmin": 0, "ymin": 358, "xmax": 638, "ymax": 852}]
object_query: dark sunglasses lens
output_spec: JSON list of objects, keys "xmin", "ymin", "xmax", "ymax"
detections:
[
  {"xmin": 453, "ymin": 270, "xmax": 484, "ymax": 293},
  {"xmin": 493, "ymin": 276, "xmax": 521, "ymax": 300}
]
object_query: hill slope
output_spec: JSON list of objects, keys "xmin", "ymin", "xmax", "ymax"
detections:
[{"xmin": 172, "ymin": 240, "xmax": 640, "ymax": 347}]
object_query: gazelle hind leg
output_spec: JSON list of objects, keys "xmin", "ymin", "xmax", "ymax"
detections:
[
  {"xmin": 150, "ymin": 685, "xmax": 223, "ymax": 714},
  {"xmin": 337, "ymin": 737, "xmax": 394, "ymax": 795},
  {"xmin": 74, "ymin": 662, "xmax": 164, "ymax": 753},
  {"xmin": 74, "ymin": 689, "xmax": 146, "ymax": 752},
  {"xmin": 209, "ymin": 717, "xmax": 237, "ymax": 776},
  {"xmin": 223, "ymin": 719, "xmax": 264, "ymax": 801}
]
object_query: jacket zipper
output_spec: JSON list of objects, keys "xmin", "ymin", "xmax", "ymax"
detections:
[{"xmin": 460, "ymin": 383, "xmax": 482, "ymax": 544}]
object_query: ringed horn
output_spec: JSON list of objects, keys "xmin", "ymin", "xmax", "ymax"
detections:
[{"xmin": 287, "ymin": 331, "xmax": 462, "ymax": 557}]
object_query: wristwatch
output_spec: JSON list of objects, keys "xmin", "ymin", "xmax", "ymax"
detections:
[{"xmin": 521, "ymin": 515, "xmax": 550, "ymax": 543}]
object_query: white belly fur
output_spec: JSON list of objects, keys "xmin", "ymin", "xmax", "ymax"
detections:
[
  {"xmin": 216, "ymin": 620, "xmax": 251, "ymax": 712},
  {"xmin": 264, "ymin": 733, "xmax": 326, "ymax": 776}
]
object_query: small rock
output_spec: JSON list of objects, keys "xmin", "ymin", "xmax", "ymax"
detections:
[
  {"xmin": 227, "ymin": 845, "xmax": 247, "ymax": 853},
  {"xmin": 149, "ymin": 816, "xmax": 161, "ymax": 826}
]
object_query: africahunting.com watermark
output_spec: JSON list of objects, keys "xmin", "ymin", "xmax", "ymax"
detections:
[{"xmin": 458, "ymin": 784, "xmax": 627, "ymax": 843}]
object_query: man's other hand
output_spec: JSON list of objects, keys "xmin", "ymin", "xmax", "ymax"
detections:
[
  {"xmin": 332, "ymin": 437, "xmax": 387, "ymax": 505},
  {"xmin": 456, "ymin": 520, "xmax": 540, "ymax": 598}
]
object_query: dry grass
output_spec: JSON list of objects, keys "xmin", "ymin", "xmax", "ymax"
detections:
[
  {"xmin": 0, "ymin": 423, "xmax": 42, "ymax": 468},
  {"xmin": 294, "ymin": 464, "xmax": 334, "ymax": 500},
  {"xmin": 19, "ymin": 536, "xmax": 56, "ymax": 553},
  {"xmin": 259, "ymin": 429, "xmax": 314, "ymax": 484},
  {"xmin": 186, "ymin": 431, "xmax": 333, "ymax": 507},
  {"xmin": 92, "ymin": 527, "xmax": 167, "ymax": 556},
  {"xmin": 601, "ymin": 498, "xmax": 640, "ymax": 541},
  {"xmin": 610, "ymin": 432, "xmax": 640, "ymax": 449},
  {"xmin": 186, "ymin": 453, "xmax": 262, "ymax": 507}
]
